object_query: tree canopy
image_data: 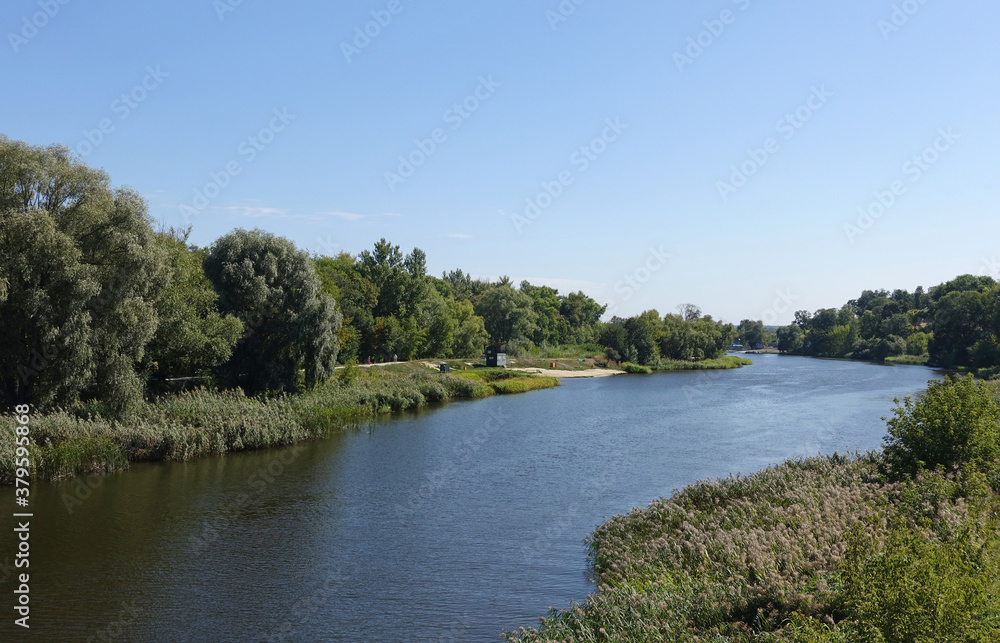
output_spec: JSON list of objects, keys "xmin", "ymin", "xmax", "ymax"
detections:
[{"xmin": 204, "ymin": 228, "xmax": 341, "ymax": 393}]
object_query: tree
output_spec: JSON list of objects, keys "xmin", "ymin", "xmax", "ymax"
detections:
[
  {"xmin": 204, "ymin": 229, "xmax": 341, "ymax": 393},
  {"xmin": 928, "ymin": 289, "xmax": 993, "ymax": 367},
  {"xmin": 0, "ymin": 137, "xmax": 168, "ymax": 415},
  {"xmin": 882, "ymin": 375, "xmax": 1000, "ymax": 479},
  {"xmin": 737, "ymin": 319, "xmax": 765, "ymax": 348},
  {"xmin": 314, "ymin": 253, "xmax": 377, "ymax": 363},
  {"xmin": 358, "ymin": 238, "xmax": 407, "ymax": 318},
  {"xmin": 144, "ymin": 230, "xmax": 243, "ymax": 382},
  {"xmin": 559, "ymin": 291, "xmax": 606, "ymax": 344},
  {"xmin": 448, "ymin": 299, "xmax": 489, "ymax": 357},
  {"xmin": 906, "ymin": 332, "xmax": 931, "ymax": 356},
  {"xmin": 475, "ymin": 285, "xmax": 537, "ymax": 349},
  {"xmin": 625, "ymin": 311, "xmax": 660, "ymax": 365},
  {"xmin": 520, "ymin": 281, "xmax": 562, "ymax": 346},
  {"xmin": 416, "ymin": 287, "xmax": 453, "ymax": 358},
  {"xmin": 442, "ymin": 269, "xmax": 489, "ymax": 303},
  {"xmin": 776, "ymin": 325, "xmax": 804, "ymax": 353},
  {"xmin": 0, "ymin": 208, "xmax": 97, "ymax": 409},
  {"xmin": 599, "ymin": 321, "xmax": 629, "ymax": 362},
  {"xmin": 677, "ymin": 303, "xmax": 701, "ymax": 322}
]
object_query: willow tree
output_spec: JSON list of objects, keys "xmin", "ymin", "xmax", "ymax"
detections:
[
  {"xmin": 203, "ymin": 229, "xmax": 341, "ymax": 393},
  {"xmin": 0, "ymin": 136, "xmax": 167, "ymax": 414}
]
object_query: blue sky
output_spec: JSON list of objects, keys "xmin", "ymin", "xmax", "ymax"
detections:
[{"xmin": 4, "ymin": 0, "xmax": 998, "ymax": 324}]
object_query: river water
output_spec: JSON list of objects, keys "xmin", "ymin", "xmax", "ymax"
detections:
[{"xmin": 0, "ymin": 355, "xmax": 939, "ymax": 642}]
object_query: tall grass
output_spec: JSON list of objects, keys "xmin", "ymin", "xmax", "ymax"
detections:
[
  {"xmin": 0, "ymin": 367, "xmax": 558, "ymax": 484},
  {"xmin": 504, "ymin": 454, "xmax": 1000, "ymax": 641}
]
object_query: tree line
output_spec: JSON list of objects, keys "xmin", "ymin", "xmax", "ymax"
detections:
[
  {"xmin": 0, "ymin": 138, "xmax": 617, "ymax": 414},
  {"xmin": 773, "ymin": 275, "xmax": 1000, "ymax": 375},
  {"xmin": 7, "ymin": 136, "xmax": 994, "ymax": 418}
]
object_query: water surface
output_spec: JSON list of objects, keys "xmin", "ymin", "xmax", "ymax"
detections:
[{"xmin": 0, "ymin": 355, "xmax": 940, "ymax": 641}]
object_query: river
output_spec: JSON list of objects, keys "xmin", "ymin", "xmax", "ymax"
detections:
[{"xmin": 0, "ymin": 355, "xmax": 940, "ymax": 642}]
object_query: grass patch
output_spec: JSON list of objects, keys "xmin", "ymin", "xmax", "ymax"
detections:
[
  {"xmin": 622, "ymin": 362, "xmax": 653, "ymax": 374},
  {"xmin": 884, "ymin": 354, "xmax": 929, "ymax": 366},
  {"xmin": 454, "ymin": 367, "xmax": 560, "ymax": 394},
  {"xmin": 651, "ymin": 355, "xmax": 754, "ymax": 372},
  {"xmin": 0, "ymin": 366, "xmax": 558, "ymax": 484}
]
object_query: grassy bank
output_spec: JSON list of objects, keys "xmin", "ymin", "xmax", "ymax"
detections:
[
  {"xmin": 622, "ymin": 356, "xmax": 754, "ymax": 375},
  {"xmin": 504, "ymin": 454, "xmax": 1000, "ymax": 641},
  {"xmin": 656, "ymin": 355, "xmax": 754, "ymax": 371},
  {"xmin": 883, "ymin": 354, "xmax": 929, "ymax": 366},
  {"xmin": 0, "ymin": 366, "xmax": 558, "ymax": 485}
]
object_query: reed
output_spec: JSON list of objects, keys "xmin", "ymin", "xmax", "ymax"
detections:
[{"xmin": 0, "ymin": 367, "xmax": 559, "ymax": 484}]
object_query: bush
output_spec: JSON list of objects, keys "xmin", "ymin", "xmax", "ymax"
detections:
[
  {"xmin": 839, "ymin": 511, "xmax": 1000, "ymax": 642},
  {"xmin": 621, "ymin": 362, "xmax": 652, "ymax": 374},
  {"xmin": 882, "ymin": 375, "xmax": 1000, "ymax": 479}
]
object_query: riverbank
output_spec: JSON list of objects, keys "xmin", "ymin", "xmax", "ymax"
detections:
[
  {"xmin": 505, "ymin": 378, "xmax": 1000, "ymax": 641},
  {"xmin": 504, "ymin": 452, "xmax": 1000, "ymax": 641},
  {"xmin": 0, "ymin": 366, "xmax": 558, "ymax": 485}
]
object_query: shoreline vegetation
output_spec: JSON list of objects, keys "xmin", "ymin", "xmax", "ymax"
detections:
[
  {"xmin": 0, "ymin": 353, "xmax": 756, "ymax": 486},
  {"xmin": 0, "ymin": 365, "xmax": 558, "ymax": 485},
  {"xmin": 505, "ymin": 377, "xmax": 1000, "ymax": 642}
]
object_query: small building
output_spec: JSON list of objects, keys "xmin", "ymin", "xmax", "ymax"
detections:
[{"xmin": 485, "ymin": 346, "xmax": 507, "ymax": 368}]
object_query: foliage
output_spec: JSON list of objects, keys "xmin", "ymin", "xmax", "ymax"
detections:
[
  {"xmin": 777, "ymin": 325, "xmax": 804, "ymax": 353},
  {"xmin": 881, "ymin": 375, "xmax": 1000, "ymax": 479},
  {"xmin": 782, "ymin": 277, "xmax": 999, "ymax": 374},
  {"xmin": 0, "ymin": 366, "xmax": 557, "ymax": 484},
  {"xmin": 0, "ymin": 136, "xmax": 168, "ymax": 416},
  {"xmin": 204, "ymin": 228, "xmax": 341, "ymax": 394},
  {"xmin": 144, "ymin": 229, "xmax": 243, "ymax": 383},
  {"xmin": 738, "ymin": 319, "xmax": 765, "ymax": 348},
  {"xmin": 475, "ymin": 284, "xmax": 538, "ymax": 347}
]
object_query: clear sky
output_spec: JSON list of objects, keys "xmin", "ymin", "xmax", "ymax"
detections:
[{"xmin": 4, "ymin": 0, "xmax": 998, "ymax": 324}]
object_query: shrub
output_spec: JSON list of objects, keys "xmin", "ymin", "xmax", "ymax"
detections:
[
  {"xmin": 621, "ymin": 362, "xmax": 652, "ymax": 374},
  {"xmin": 882, "ymin": 375, "xmax": 1000, "ymax": 479},
  {"xmin": 839, "ymin": 512, "xmax": 1000, "ymax": 642}
]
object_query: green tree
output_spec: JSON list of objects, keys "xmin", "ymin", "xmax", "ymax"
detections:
[
  {"xmin": 905, "ymin": 331, "xmax": 931, "ymax": 356},
  {"xmin": 737, "ymin": 319, "xmax": 765, "ymax": 348},
  {"xmin": 448, "ymin": 299, "xmax": 489, "ymax": 357},
  {"xmin": 475, "ymin": 285, "xmax": 537, "ymax": 350},
  {"xmin": 0, "ymin": 208, "xmax": 97, "ymax": 409},
  {"xmin": 144, "ymin": 230, "xmax": 243, "ymax": 382},
  {"xmin": 558, "ymin": 291, "xmax": 606, "ymax": 344},
  {"xmin": 776, "ymin": 324, "xmax": 804, "ymax": 353},
  {"xmin": 358, "ymin": 238, "xmax": 407, "ymax": 319},
  {"xmin": 416, "ymin": 287, "xmax": 453, "ymax": 358},
  {"xmin": 882, "ymin": 375, "xmax": 1000, "ymax": 479},
  {"xmin": 204, "ymin": 229, "xmax": 341, "ymax": 393},
  {"xmin": 519, "ymin": 281, "xmax": 562, "ymax": 346},
  {"xmin": 314, "ymin": 252, "xmax": 377, "ymax": 363},
  {"xmin": 929, "ymin": 289, "xmax": 993, "ymax": 367},
  {"xmin": 0, "ymin": 137, "xmax": 167, "ymax": 415},
  {"xmin": 625, "ymin": 312, "xmax": 659, "ymax": 365}
]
